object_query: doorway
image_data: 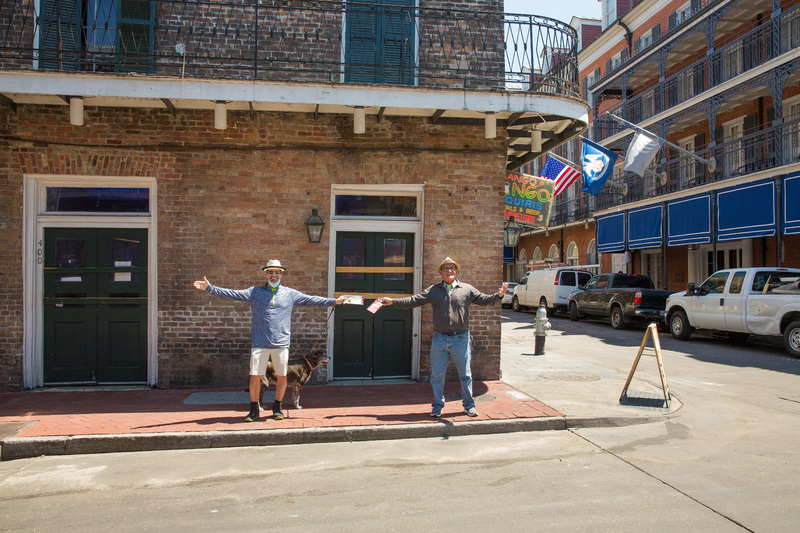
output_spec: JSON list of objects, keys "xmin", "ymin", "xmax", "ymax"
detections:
[
  {"xmin": 43, "ymin": 228, "xmax": 148, "ymax": 384},
  {"xmin": 333, "ymin": 232, "xmax": 414, "ymax": 378}
]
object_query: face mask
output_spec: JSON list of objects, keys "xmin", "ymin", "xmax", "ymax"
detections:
[{"xmin": 268, "ymin": 280, "xmax": 280, "ymax": 288}]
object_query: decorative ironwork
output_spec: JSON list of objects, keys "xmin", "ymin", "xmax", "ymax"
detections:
[{"xmin": 0, "ymin": 0, "xmax": 580, "ymax": 97}]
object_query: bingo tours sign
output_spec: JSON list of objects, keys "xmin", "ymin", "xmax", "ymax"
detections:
[{"xmin": 504, "ymin": 172, "xmax": 555, "ymax": 227}]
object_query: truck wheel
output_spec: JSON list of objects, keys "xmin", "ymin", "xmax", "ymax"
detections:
[
  {"xmin": 610, "ymin": 306, "xmax": 626, "ymax": 330},
  {"xmin": 669, "ymin": 310, "xmax": 692, "ymax": 341},
  {"xmin": 784, "ymin": 320, "xmax": 800, "ymax": 358},
  {"xmin": 569, "ymin": 302, "xmax": 580, "ymax": 322},
  {"xmin": 512, "ymin": 296, "xmax": 523, "ymax": 313}
]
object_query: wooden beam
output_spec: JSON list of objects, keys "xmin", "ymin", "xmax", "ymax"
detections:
[
  {"xmin": 0, "ymin": 94, "xmax": 17, "ymax": 112},
  {"xmin": 430, "ymin": 109, "xmax": 446, "ymax": 123},
  {"xmin": 161, "ymin": 98, "xmax": 176, "ymax": 117}
]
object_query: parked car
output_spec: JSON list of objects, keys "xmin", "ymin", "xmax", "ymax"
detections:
[
  {"xmin": 512, "ymin": 268, "xmax": 592, "ymax": 314},
  {"xmin": 663, "ymin": 268, "xmax": 800, "ymax": 357},
  {"xmin": 501, "ymin": 282, "xmax": 518, "ymax": 308},
  {"xmin": 568, "ymin": 273, "xmax": 672, "ymax": 329}
]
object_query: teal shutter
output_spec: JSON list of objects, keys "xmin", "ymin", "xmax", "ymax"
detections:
[
  {"xmin": 39, "ymin": 0, "xmax": 82, "ymax": 71},
  {"xmin": 346, "ymin": 0, "xmax": 414, "ymax": 85},
  {"xmin": 116, "ymin": 0, "xmax": 155, "ymax": 73},
  {"xmin": 345, "ymin": 1, "xmax": 379, "ymax": 82}
]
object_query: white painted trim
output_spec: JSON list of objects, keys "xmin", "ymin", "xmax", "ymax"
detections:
[
  {"xmin": 22, "ymin": 174, "xmax": 158, "ymax": 388},
  {"xmin": 327, "ymin": 184, "xmax": 425, "ymax": 381}
]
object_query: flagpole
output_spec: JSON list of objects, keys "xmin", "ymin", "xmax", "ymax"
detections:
[{"xmin": 604, "ymin": 112, "xmax": 716, "ymax": 173}]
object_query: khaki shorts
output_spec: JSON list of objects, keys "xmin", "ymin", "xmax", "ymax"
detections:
[{"xmin": 250, "ymin": 347, "xmax": 289, "ymax": 376}]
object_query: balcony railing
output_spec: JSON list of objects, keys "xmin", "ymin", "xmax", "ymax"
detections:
[
  {"xmin": 0, "ymin": 0, "xmax": 579, "ymax": 97},
  {"xmin": 592, "ymin": 3, "xmax": 800, "ymax": 141},
  {"xmin": 550, "ymin": 116, "xmax": 800, "ymax": 225}
]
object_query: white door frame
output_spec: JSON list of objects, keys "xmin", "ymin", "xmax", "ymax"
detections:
[
  {"xmin": 22, "ymin": 174, "xmax": 158, "ymax": 389},
  {"xmin": 327, "ymin": 185, "xmax": 424, "ymax": 381}
]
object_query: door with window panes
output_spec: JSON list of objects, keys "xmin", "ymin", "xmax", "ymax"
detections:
[
  {"xmin": 334, "ymin": 232, "xmax": 413, "ymax": 378},
  {"xmin": 43, "ymin": 228, "xmax": 147, "ymax": 384}
]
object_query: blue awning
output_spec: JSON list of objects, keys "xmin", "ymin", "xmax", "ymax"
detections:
[
  {"xmin": 503, "ymin": 246, "xmax": 515, "ymax": 263},
  {"xmin": 717, "ymin": 179, "xmax": 776, "ymax": 241},
  {"xmin": 597, "ymin": 212, "xmax": 625, "ymax": 253},
  {"xmin": 783, "ymin": 172, "xmax": 800, "ymax": 235},
  {"xmin": 667, "ymin": 194, "xmax": 711, "ymax": 246},
  {"xmin": 627, "ymin": 205, "xmax": 663, "ymax": 250}
]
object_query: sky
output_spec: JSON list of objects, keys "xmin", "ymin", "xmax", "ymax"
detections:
[{"xmin": 504, "ymin": 0, "xmax": 601, "ymax": 24}]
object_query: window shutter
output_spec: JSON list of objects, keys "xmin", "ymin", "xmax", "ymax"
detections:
[
  {"xmin": 606, "ymin": 58, "xmax": 612, "ymax": 72},
  {"xmin": 381, "ymin": 0, "xmax": 415, "ymax": 85},
  {"xmin": 39, "ymin": 0, "xmax": 81, "ymax": 71},
  {"xmin": 668, "ymin": 12, "xmax": 678, "ymax": 31},
  {"xmin": 620, "ymin": 48, "xmax": 627, "ymax": 62},
  {"xmin": 651, "ymin": 24, "xmax": 660, "ymax": 41},
  {"xmin": 345, "ymin": 1, "xmax": 379, "ymax": 82},
  {"xmin": 117, "ymin": 0, "xmax": 155, "ymax": 74}
]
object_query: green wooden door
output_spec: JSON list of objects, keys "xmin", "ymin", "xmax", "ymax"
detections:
[
  {"xmin": 334, "ymin": 232, "xmax": 414, "ymax": 378},
  {"xmin": 44, "ymin": 228, "xmax": 147, "ymax": 384}
]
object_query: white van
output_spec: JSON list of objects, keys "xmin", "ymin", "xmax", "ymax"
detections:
[{"xmin": 512, "ymin": 268, "xmax": 593, "ymax": 314}]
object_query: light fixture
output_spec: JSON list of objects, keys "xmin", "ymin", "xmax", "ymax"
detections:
[
  {"xmin": 530, "ymin": 130, "xmax": 542, "ymax": 152},
  {"xmin": 484, "ymin": 111, "xmax": 497, "ymax": 139},
  {"xmin": 354, "ymin": 106, "xmax": 365, "ymax": 134},
  {"xmin": 214, "ymin": 101, "xmax": 227, "ymax": 130},
  {"xmin": 69, "ymin": 96, "xmax": 84, "ymax": 126},
  {"xmin": 305, "ymin": 208, "xmax": 325, "ymax": 243},
  {"xmin": 503, "ymin": 216, "xmax": 522, "ymax": 247}
]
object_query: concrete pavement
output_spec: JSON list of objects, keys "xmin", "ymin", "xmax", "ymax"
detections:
[{"xmin": 0, "ymin": 310, "xmax": 681, "ymax": 461}]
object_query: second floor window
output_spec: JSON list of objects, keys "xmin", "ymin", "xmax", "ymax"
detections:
[{"xmin": 38, "ymin": 0, "xmax": 154, "ymax": 73}]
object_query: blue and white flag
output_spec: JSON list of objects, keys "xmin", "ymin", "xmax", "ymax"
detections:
[{"xmin": 580, "ymin": 138, "xmax": 619, "ymax": 196}]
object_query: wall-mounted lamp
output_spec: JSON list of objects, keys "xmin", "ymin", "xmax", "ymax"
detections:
[
  {"xmin": 214, "ymin": 101, "xmax": 227, "ymax": 130},
  {"xmin": 69, "ymin": 96, "xmax": 84, "ymax": 126},
  {"xmin": 305, "ymin": 208, "xmax": 325, "ymax": 243},
  {"xmin": 503, "ymin": 216, "xmax": 522, "ymax": 247},
  {"xmin": 584, "ymin": 220, "xmax": 590, "ymax": 230},
  {"xmin": 484, "ymin": 111, "xmax": 497, "ymax": 139},
  {"xmin": 530, "ymin": 130, "xmax": 542, "ymax": 152},
  {"xmin": 354, "ymin": 106, "xmax": 365, "ymax": 134}
]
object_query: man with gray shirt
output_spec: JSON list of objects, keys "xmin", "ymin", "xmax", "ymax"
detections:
[
  {"xmin": 382, "ymin": 257, "xmax": 508, "ymax": 417},
  {"xmin": 194, "ymin": 260, "xmax": 345, "ymax": 422}
]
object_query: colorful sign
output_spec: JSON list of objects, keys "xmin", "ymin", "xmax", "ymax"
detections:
[{"xmin": 504, "ymin": 172, "xmax": 555, "ymax": 227}]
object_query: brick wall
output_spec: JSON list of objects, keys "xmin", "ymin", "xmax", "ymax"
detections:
[{"xmin": 0, "ymin": 103, "xmax": 506, "ymax": 391}]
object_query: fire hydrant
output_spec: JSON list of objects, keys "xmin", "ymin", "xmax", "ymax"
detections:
[{"xmin": 534, "ymin": 305, "xmax": 551, "ymax": 355}]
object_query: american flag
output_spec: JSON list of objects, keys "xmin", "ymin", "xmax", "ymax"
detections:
[{"xmin": 541, "ymin": 156, "xmax": 581, "ymax": 196}]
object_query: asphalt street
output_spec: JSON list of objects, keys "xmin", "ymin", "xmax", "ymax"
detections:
[{"xmin": 0, "ymin": 309, "xmax": 798, "ymax": 531}]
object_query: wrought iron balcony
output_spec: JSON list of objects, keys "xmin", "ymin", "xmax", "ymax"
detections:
[
  {"xmin": 592, "ymin": 3, "xmax": 800, "ymax": 142},
  {"xmin": 549, "ymin": 115, "xmax": 800, "ymax": 225},
  {"xmin": 0, "ymin": 0, "xmax": 579, "ymax": 97}
]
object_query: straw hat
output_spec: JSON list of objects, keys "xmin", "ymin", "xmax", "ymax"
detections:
[
  {"xmin": 436, "ymin": 257, "xmax": 461, "ymax": 273},
  {"xmin": 261, "ymin": 259, "xmax": 286, "ymax": 272}
]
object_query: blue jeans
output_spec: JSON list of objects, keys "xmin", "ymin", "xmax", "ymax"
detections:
[{"xmin": 429, "ymin": 331, "xmax": 474, "ymax": 410}]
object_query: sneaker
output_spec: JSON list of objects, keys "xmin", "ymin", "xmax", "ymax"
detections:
[
  {"xmin": 272, "ymin": 400, "xmax": 284, "ymax": 421},
  {"xmin": 244, "ymin": 402, "xmax": 260, "ymax": 422},
  {"xmin": 430, "ymin": 407, "xmax": 442, "ymax": 417},
  {"xmin": 464, "ymin": 406, "xmax": 479, "ymax": 417}
]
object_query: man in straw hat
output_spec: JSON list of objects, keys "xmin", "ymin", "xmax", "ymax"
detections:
[
  {"xmin": 194, "ymin": 260, "xmax": 346, "ymax": 422},
  {"xmin": 382, "ymin": 257, "xmax": 508, "ymax": 417}
]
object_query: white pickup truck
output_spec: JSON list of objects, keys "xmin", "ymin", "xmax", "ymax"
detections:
[{"xmin": 664, "ymin": 268, "xmax": 800, "ymax": 357}]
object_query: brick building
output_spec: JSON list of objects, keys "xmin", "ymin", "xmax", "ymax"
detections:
[
  {"xmin": 0, "ymin": 1, "xmax": 587, "ymax": 391},
  {"xmin": 516, "ymin": 0, "xmax": 800, "ymax": 291}
]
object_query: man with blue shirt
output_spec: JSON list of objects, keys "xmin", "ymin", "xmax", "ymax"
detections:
[
  {"xmin": 193, "ymin": 260, "xmax": 345, "ymax": 422},
  {"xmin": 382, "ymin": 257, "xmax": 508, "ymax": 418}
]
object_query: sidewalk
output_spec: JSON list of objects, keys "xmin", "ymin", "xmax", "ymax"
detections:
[{"xmin": 0, "ymin": 312, "xmax": 682, "ymax": 461}]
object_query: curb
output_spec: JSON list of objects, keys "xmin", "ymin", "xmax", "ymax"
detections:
[
  {"xmin": 2, "ymin": 417, "xmax": 571, "ymax": 461},
  {"xmin": 0, "ymin": 413, "xmax": 678, "ymax": 461}
]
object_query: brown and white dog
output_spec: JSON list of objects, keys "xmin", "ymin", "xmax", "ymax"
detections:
[{"xmin": 258, "ymin": 350, "xmax": 329, "ymax": 411}]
